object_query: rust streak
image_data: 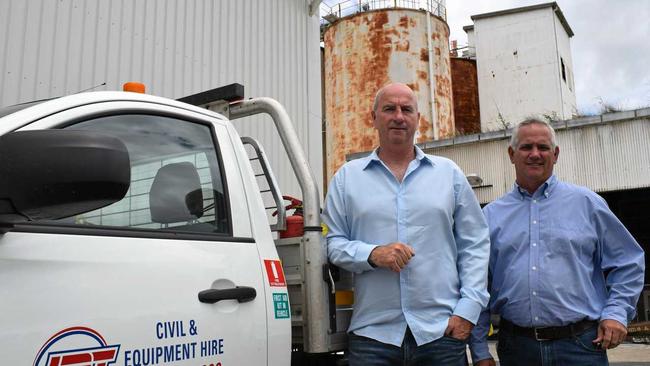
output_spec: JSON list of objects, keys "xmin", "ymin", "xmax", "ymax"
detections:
[
  {"xmin": 396, "ymin": 40, "xmax": 410, "ymax": 52},
  {"xmin": 399, "ymin": 16, "xmax": 409, "ymax": 28},
  {"xmin": 406, "ymin": 82, "xmax": 419, "ymax": 92},
  {"xmin": 418, "ymin": 116, "xmax": 430, "ymax": 140},
  {"xmin": 420, "ymin": 48, "xmax": 429, "ymax": 62}
]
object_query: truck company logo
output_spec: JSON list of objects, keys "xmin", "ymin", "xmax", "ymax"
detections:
[{"xmin": 33, "ymin": 327, "xmax": 120, "ymax": 366}]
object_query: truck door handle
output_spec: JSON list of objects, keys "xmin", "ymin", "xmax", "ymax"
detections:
[{"xmin": 198, "ymin": 286, "xmax": 257, "ymax": 304}]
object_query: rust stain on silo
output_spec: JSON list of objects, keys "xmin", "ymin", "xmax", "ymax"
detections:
[
  {"xmin": 324, "ymin": 9, "xmax": 454, "ymax": 181},
  {"xmin": 435, "ymin": 75, "xmax": 450, "ymax": 98},
  {"xmin": 418, "ymin": 116, "xmax": 431, "ymax": 141},
  {"xmin": 420, "ymin": 48, "xmax": 429, "ymax": 62},
  {"xmin": 435, "ymin": 72, "xmax": 454, "ymax": 138},
  {"xmin": 396, "ymin": 40, "xmax": 410, "ymax": 52}
]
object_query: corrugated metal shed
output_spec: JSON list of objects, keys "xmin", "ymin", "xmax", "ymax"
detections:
[
  {"xmin": 418, "ymin": 109, "xmax": 650, "ymax": 204},
  {"xmin": 0, "ymin": 0, "xmax": 323, "ymax": 200}
]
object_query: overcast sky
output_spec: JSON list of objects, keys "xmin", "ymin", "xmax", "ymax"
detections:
[{"xmin": 446, "ymin": 0, "xmax": 650, "ymax": 115}]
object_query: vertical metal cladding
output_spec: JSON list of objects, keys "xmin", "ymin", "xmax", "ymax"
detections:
[
  {"xmin": 323, "ymin": 9, "xmax": 454, "ymax": 180},
  {"xmin": 450, "ymin": 58, "xmax": 481, "ymax": 135},
  {"xmin": 0, "ymin": 0, "xmax": 323, "ymax": 202}
]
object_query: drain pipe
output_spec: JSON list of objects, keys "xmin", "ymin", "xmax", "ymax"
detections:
[{"xmin": 425, "ymin": 8, "xmax": 439, "ymax": 140}]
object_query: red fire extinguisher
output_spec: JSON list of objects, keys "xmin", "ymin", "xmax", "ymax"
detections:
[{"xmin": 274, "ymin": 195, "xmax": 304, "ymax": 238}]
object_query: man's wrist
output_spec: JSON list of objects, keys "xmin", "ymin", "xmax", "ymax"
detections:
[
  {"xmin": 367, "ymin": 247, "xmax": 378, "ymax": 268},
  {"xmin": 600, "ymin": 306, "xmax": 628, "ymax": 327}
]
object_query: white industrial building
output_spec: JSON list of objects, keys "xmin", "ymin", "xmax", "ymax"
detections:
[
  {"xmin": 464, "ymin": 2, "xmax": 577, "ymax": 132},
  {"xmin": 0, "ymin": 0, "xmax": 324, "ymax": 201}
]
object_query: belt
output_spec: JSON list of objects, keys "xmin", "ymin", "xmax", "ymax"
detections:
[{"xmin": 500, "ymin": 318, "xmax": 598, "ymax": 341}]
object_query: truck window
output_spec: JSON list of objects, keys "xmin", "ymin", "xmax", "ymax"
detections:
[{"xmin": 56, "ymin": 114, "xmax": 230, "ymax": 235}]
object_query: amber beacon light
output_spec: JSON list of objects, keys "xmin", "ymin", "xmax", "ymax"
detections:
[{"xmin": 122, "ymin": 82, "xmax": 146, "ymax": 93}]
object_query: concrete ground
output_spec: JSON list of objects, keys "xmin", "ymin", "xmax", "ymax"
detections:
[{"xmin": 469, "ymin": 341, "xmax": 650, "ymax": 365}]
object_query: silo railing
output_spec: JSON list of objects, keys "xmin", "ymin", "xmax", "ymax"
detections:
[{"xmin": 320, "ymin": 0, "xmax": 447, "ymax": 24}]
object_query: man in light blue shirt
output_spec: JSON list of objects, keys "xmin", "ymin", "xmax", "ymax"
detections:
[
  {"xmin": 323, "ymin": 83, "xmax": 490, "ymax": 366},
  {"xmin": 470, "ymin": 119, "xmax": 645, "ymax": 366}
]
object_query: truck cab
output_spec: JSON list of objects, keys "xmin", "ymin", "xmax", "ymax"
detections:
[{"xmin": 0, "ymin": 90, "xmax": 328, "ymax": 365}]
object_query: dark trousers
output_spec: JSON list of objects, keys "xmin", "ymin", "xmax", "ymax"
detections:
[
  {"xmin": 348, "ymin": 328, "xmax": 468, "ymax": 366},
  {"xmin": 497, "ymin": 324, "xmax": 608, "ymax": 366}
]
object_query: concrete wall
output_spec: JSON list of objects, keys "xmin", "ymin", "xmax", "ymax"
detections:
[
  {"xmin": 553, "ymin": 13, "xmax": 577, "ymax": 118},
  {"xmin": 464, "ymin": 26, "xmax": 476, "ymax": 58},
  {"xmin": 473, "ymin": 6, "xmax": 577, "ymax": 131}
]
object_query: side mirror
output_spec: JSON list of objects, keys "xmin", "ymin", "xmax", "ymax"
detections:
[{"xmin": 0, "ymin": 130, "xmax": 131, "ymax": 221}]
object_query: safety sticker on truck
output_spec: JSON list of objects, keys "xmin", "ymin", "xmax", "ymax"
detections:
[
  {"xmin": 272, "ymin": 293, "xmax": 290, "ymax": 319},
  {"xmin": 264, "ymin": 259, "xmax": 286, "ymax": 287},
  {"xmin": 33, "ymin": 326, "xmax": 120, "ymax": 366}
]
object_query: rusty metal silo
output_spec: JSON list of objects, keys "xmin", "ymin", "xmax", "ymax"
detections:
[{"xmin": 323, "ymin": 3, "xmax": 454, "ymax": 180}]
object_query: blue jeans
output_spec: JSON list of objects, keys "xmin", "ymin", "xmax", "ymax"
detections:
[
  {"xmin": 348, "ymin": 328, "xmax": 468, "ymax": 366},
  {"xmin": 497, "ymin": 324, "xmax": 608, "ymax": 366}
]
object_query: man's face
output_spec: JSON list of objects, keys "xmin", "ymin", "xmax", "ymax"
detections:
[
  {"xmin": 508, "ymin": 123, "xmax": 559, "ymax": 192},
  {"xmin": 371, "ymin": 85, "xmax": 420, "ymax": 146}
]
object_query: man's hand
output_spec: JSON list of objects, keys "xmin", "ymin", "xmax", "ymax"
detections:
[
  {"xmin": 593, "ymin": 319, "xmax": 627, "ymax": 349},
  {"xmin": 369, "ymin": 243, "xmax": 415, "ymax": 272},
  {"xmin": 474, "ymin": 359, "xmax": 497, "ymax": 366},
  {"xmin": 444, "ymin": 315, "xmax": 474, "ymax": 341}
]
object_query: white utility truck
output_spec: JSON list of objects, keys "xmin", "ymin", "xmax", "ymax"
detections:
[{"xmin": 0, "ymin": 85, "xmax": 351, "ymax": 365}]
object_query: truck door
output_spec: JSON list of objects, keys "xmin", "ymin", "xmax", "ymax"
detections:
[{"xmin": 0, "ymin": 105, "xmax": 268, "ymax": 365}]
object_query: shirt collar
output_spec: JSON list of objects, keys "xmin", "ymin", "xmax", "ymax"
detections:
[
  {"xmin": 513, "ymin": 175, "xmax": 558, "ymax": 199},
  {"xmin": 362, "ymin": 145, "xmax": 432, "ymax": 170}
]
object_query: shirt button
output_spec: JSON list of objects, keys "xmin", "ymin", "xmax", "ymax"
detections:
[
  {"xmin": 532, "ymin": 242, "xmax": 537, "ymax": 247},
  {"xmin": 533, "ymin": 199, "xmax": 537, "ymax": 203},
  {"xmin": 533, "ymin": 220, "xmax": 537, "ymax": 224},
  {"xmin": 535, "ymin": 316, "xmax": 539, "ymax": 321},
  {"xmin": 532, "ymin": 266, "xmax": 537, "ymax": 270},
  {"xmin": 532, "ymin": 291, "xmax": 537, "ymax": 296}
]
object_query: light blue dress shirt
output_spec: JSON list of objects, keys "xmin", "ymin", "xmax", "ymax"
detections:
[
  {"xmin": 470, "ymin": 175, "xmax": 646, "ymax": 362},
  {"xmin": 323, "ymin": 146, "xmax": 490, "ymax": 347}
]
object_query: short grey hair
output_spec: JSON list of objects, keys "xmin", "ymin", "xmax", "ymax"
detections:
[{"xmin": 510, "ymin": 118, "xmax": 557, "ymax": 149}]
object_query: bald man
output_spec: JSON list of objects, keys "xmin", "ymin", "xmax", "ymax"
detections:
[{"xmin": 323, "ymin": 83, "xmax": 490, "ymax": 366}]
